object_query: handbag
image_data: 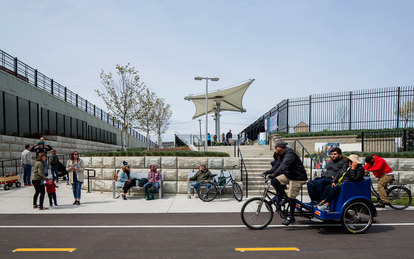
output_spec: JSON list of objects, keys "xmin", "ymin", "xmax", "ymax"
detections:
[
  {"xmin": 145, "ymin": 189, "xmax": 154, "ymax": 200},
  {"xmin": 218, "ymin": 171, "xmax": 226, "ymax": 186}
]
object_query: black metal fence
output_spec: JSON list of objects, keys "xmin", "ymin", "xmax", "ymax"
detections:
[
  {"xmin": 241, "ymin": 87, "xmax": 414, "ymax": 141},
  {"xmin": 361, "ymin": 129, "xmax": 414, "ymax": 153},
  {"xmin": 0, "ymin": 49, "xmax": 156, "ymax": 147}
]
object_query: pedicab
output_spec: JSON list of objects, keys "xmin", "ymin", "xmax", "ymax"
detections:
[{"xmin": 241, "ymin": 175, "xmax": 377, "ymax": 234}]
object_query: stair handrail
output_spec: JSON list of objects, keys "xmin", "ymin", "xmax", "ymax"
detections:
[
  {"xmin": 293, "ymin": 139, "xmax": 317, "ymax": 180},
  {"xmin": 237, "ymin": 142, "xmax": 249, "ymax": 198}
]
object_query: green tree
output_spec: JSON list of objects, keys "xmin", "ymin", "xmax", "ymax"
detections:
[
  {"xmin": 153, "ymin": 97, "xmax": 172, "ymax": 148},
  {"xmin": 135, "ymin": 88, "xmax": 157, "ymax": 150},
  {"xmin": 396, "ymin": 101, "xmax": 414, "ymax": 127},
  {"xmin": 96, "ymin": 64, "xmax": 145, "ymax": 150}
]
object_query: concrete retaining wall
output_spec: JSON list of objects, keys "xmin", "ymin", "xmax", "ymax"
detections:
[{"xmin": 82, "ymin": 156, "xmax": 241, "ymax": 194}]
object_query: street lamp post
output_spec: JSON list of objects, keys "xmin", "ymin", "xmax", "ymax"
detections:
[{"xmin": 195, "ymin": 76, "xmax": 219, "ymax": 151}]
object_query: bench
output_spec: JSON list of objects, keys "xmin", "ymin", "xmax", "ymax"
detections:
[
  {"xmin": 112, "ymin": 172, "xmax": 163, "ymax": 199},
  {"xmin": 187, "ymin": 170, "xmax": 235, "ymax": 199}
]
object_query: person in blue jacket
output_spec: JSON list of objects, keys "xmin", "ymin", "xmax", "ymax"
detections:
[{"xmin": 116, "ymin": 161, "xmax": 136, "ymax": 200}]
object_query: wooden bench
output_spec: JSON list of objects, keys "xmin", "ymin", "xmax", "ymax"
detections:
[
  {"xmin": 112, "ymin": 172, "xmax": 163, "ymax": 199},
  {"xmin": 187, "ymin": 170, "xmax": 234, "ymax": 199}
]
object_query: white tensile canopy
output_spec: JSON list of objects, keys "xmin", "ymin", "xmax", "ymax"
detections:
[{"xmin": 184, "ymin": 79, "xmax": 255, "ymax": 139}]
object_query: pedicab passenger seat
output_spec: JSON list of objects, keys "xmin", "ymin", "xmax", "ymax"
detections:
[{"xmin": 314, "ymin": 177, "xmax": 374, "ymax": 220}]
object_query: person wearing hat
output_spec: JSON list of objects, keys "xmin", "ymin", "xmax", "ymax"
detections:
[
  {"xmin": 116, "ymin": 161, "xmax": 136, "ymax": 200},
  {"xmin": 267, "ymin": 140, "xmax": 308, "ymax": 225},
  {"xmin": 364, "ymin": 154, "xmax": 394, "ymax": 208},
  {"xmin": 144, "ymin": 164, "xmax": 161, "ymax": 196},
  {"xmin": 31, "ymin": 141, "xmax": 53, "ymax": 177},
  {"xmin": 317, "ymin": 154, "xmax": 365, "ymax": 211},
  {"xmin": 307, "ymin": 147, "xmax": 348, "ymax": 203}
]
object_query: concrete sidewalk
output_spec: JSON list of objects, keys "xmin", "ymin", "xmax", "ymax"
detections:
[{"xmin": 0, "ymin": 182, "xmax": 247, "ymax": 214}]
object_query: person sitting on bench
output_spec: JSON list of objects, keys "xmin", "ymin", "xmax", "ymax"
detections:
[
  {"xmin": 117, "ymin": 161, "xmax": 136, "ymax": 200},
  {"xmin": 317, "ymin": 154, "xmax": 365, "ymax": 211},
  {"xmin": 144, "ymin": 164, "xmax": 161, "ymax": 195},
  {"xmin": 187, "ymin": 164, "xmax": 213, "ymax": 195}
]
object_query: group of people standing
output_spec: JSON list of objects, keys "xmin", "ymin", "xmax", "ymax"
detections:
[
  {"xmin": 20, "ymin": 137, "xmax": 85, "ymax": 210},
  {"xmin": 263, "ymin": 140, "xmax": 395, "ymax": 225},
  {"xmin": 206, "ymin": 130, "xmax": 233, "ymax": 146}
]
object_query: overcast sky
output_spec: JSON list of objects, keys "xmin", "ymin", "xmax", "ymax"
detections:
[{"xmin": 1, "ymin": 0, "xmax": 413, "ymax": 142}]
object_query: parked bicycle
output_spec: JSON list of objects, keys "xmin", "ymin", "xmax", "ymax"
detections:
[
  {"xmin": 370, "ymin": 178, "xmax": 412, "ymax": 210},
  {"xmin": 198, "ymin": 169, "xmax": 243, "ymax": 202}
]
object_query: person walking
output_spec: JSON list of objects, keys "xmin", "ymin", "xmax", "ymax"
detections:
[
  {"xmin": 364, "ymin": 154, "xmax": 394, "ymax": 208},
  {"xmin": 21, "ymin": 144, "xmax": 33, "ymax": 186},
  {"xmin": 66, "ymin": 151, "xmax": 85, "ymax": 206},
  {"xmin": 32, "ymin": 152, "xmax": 49, "ymax": 210},
  {"xmin": 226, "ymin": 130, "xmax": 232, "ymax": 145},
  {"xmin": 207, "ymin": 133, "xmax": 211, "ymax": 146}
]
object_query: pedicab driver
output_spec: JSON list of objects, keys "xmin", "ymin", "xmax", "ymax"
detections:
[{"xmin": 268, "ymin": 140, "xmax": 308, "ymax": 225}]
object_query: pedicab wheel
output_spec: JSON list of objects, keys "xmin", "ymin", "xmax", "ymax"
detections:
[
  {"xmin": 15, "ymin": 182, "xmax": 21, "ymax": 188},
  {"xmin": 341, "ymin": 201, "xmax": 373, "ymax": 234},
  {"xmin": 232, "ymin": 182, "xmax": 243, "ymax": 202},
  {"xmin": 198, "ymin": 182, "xmax": 217, "ymax": 202},
  {"xmin": 387, "ymin": 186, "xmax": 412, "ymax": 210},
  {"xmin": 241, "ymin": 197, "xmax": 273, "ymax": 230},
  {"xmin": 4, "ymin": 184, "xmax": 10, "ymax": 190}
]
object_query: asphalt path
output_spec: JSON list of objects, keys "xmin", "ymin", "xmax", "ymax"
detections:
[{"xmin": 1, "ymin": 210, "xmax": 414, "ymax": 258}]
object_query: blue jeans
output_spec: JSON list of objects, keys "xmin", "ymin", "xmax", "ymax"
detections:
[
  {"xmin": 193, "ymin": 182, "xmax": 211, "ymax": 195},
  {"xmin": 50, "ymin": 165, "xmax": 58, "ymax": 181},
  {"xmin": 307, "ymin": 178, "xmax": 332, "ymax": 202},
  {"xmin": 143, "ymin": 181, "xmax": 160, "ymax": 193},
  {"xmin": 23, "ymin": 164, "xmax": 32, "ymax": 185},
  {"xmin": 72, "ymin": 181, "xmax": 83, "ymax": 200}
]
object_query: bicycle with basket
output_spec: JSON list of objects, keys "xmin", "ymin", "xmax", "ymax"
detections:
[{"xmin": 197, "ymin": 169, "xmax": 243, "ymax": 202}]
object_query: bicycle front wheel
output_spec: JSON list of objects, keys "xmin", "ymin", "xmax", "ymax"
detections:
[
  {"xmin": 387, "ymin": 186, "xmax": 412, "ymax": 210},
  {"xmin": 198, "ymin": 183, "xmax": 217, "ymax": 202},
  {"xmin": 241, "ymin": 197, "xmax": 273, "ymax": 230},
  {"xmin": 232, "ymin": 182, "xmax": 243, "ymax": 202}
]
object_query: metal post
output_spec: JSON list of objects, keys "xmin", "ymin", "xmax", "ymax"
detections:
[
  {"xmin": 198, "ymin": 119, "xmax": 202, "ymax": 146},
  {"xmin": 361, "ymin": 132, "xmax": 365, "ymax": 152},
  {"xmin": 205, "ymin": 79, "xmax": 208, "ymax": 152},
  {"xmin": 76, "ymin": 94, "xmax": 78, "ymax": 107},
  {"xmin": 51, "ymin": 79, "xmax": 54, "ymax": 95},
  {"xmin": 396, "ymin": 87, "xmax": 401, "ymax": 128},
  {"xmin": 34, "ymin": 69, "xmax": 38, "ymax": 87},
  {"xmin": 85, "ymin": 100, "xmax": 88, "ymax": 112},
  {"xmin": 349, "ymin": 91, "xmax": 352, "ymax": 130},
  {"xmin": 64, "ymin": 87, "xmax": 67, "ymax": 101},
  {"xmin": 309, "ymin": 95, "xmax": 312, "ymax": 132},
  {"xmin": 14, "ymin": 57, "xmax": 17, "ymax": 77}
]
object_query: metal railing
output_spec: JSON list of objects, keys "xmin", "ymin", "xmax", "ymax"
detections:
[
  {"xmin": 0, "ymin": 49, "xmax": 157, "ymax": 148},
  {"xmin": 236, "ymin": 142, "xmax": 249, "ymax": 198},
  {"xmin": 361, "ymin": 129, "xmax": 414, "ymax": 153},
  {"xmin": 86, "ymin": 169, "xmax": 96, "ymax": 193}
]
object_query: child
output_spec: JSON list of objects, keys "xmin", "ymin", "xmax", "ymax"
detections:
[{"xmin": 45, "ymin": 178, "xmax": 58, "ymax": 207}]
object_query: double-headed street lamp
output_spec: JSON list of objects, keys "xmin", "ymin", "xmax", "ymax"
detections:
[{"xmin": 194, "ymin": 76, "xmax": 219, "ymax": 151}]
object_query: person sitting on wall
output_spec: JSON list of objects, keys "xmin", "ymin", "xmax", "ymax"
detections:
[
  {"xmin": 144, "ymin": 164, "xmax": 161, "ymax": 195},
  {"xmin": 116, "ymin": 161, "xmax": 136, "ymax": 200},
  {"xmin": 187, "ymin": 164, "xmax": 213, "ymax": 195}
]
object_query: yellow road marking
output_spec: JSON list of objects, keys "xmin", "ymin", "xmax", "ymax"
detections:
[
  {"xmin": 13, "ymin": 248, "xmax": 76, "ymax": 252},
  {"xmin": 235, "ymin": 247, "xmax": 299, "ymax": 252}
]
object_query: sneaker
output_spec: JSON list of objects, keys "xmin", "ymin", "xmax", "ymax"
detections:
[
  {"xmin": 76, "ymin": 201, "xmax": 81, "ymax": 206},
  {"xmin": 317, "ymin": 204, "xmax": 329, "ymax": 211},
  {"xmin": 54, "ymin": 204, "xmax": 58, "ymax": 207},
  {"xmin": 39, "ymin": 207, "xmax": 48, "ymax": 210},
  {"xmin": 123, "ymin": 195, "xmax": 127, "ymax": 200},
  {"xmin": 282, "ymin": 217, "xmax": 295, "ymax": 226},
  {"xmin": 73, "ymin": 201, "xmax": 77, "ymax": 205},
  {"xmin": 33, "ymin": 205, "xmax": 38, "ymax": 209}
]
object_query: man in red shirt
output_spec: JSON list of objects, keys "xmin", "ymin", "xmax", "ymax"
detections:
[{"xmin": 364, "ymin": 155, "xmax": 394, "ymax": 208}]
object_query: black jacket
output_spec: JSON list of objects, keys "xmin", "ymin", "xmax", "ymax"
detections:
[
  {"xmin": 30, "ymin": 145, "xmax": 53, "ymax": 156},
  {"xmin": 264, "ymin": 160, "xmax": 281, "ymax": 176},
  {"xmin": 321, "ymin": 157, "xmax": 348, "ymax": 179},
  {"xmin": 332, "ymin": 164, "xmax": 365, "ymax": 184},
  {"xmin": 272, "ymin": 148, "xmax": 307, "ymax": 181}
]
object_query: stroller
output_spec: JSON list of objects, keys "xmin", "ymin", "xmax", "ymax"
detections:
[{"xmin": 57, "ymin": 161, "xmax": 68, "ymax": 181}]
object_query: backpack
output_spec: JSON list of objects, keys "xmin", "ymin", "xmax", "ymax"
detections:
[
  {"xmin": 137, "ymin": 178, "xmax": 148, "ymax": 187},
  {"xmin": 114, "ymin": 170, "xmax": 121, "ymax": 181},
  {"xmin": 145, "ymin": 189, "xmax": 154, "ymax": 200},
  {"xmin": 218, "ymin": 171, "xmax": 226, "ymax": 186}
]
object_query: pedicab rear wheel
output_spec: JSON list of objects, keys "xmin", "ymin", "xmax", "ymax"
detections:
[
  {"xmin": 241, "ymin": 197, "xmax": 273, "ymax": 230},
  {"xmin": 341, "ymin": 201, "xmax": 373, "ymax": 234}
]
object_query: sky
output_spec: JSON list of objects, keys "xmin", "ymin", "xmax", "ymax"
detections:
[{"xmin": 1, "ymin": 0, "xmax": 414, "ymax": 142}]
